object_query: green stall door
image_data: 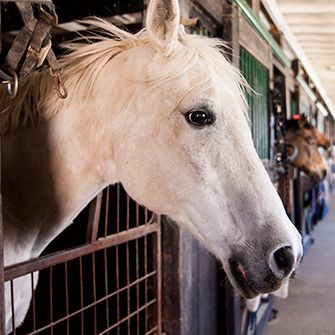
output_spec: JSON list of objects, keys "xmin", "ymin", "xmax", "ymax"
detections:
[{"xmin": 240, "ymin": 47, "xmax": 269, "ymax": 159}]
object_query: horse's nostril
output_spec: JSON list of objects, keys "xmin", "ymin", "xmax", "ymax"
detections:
[{"xmin": 272, "ymin": 246, "xmax": 295, "ymax": 278}]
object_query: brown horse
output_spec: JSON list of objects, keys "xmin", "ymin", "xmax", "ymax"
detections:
[{"xmin": 286, "ymin": 116, "xmax": 329, "ymax": 182}]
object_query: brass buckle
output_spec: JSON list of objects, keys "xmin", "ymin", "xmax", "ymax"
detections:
[{"xmin": 27, "ymin": 40, "xmax": 52, "ymax": 68}]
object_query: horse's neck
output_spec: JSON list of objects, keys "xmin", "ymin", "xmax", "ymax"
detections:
[{"xmin": 2, "ymin": 107, "xmax": 114, "ymax": 266}]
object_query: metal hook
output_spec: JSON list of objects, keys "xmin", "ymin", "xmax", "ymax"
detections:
[
  {"xmin": 1, "ymin": 71, "xmax": 19, "ymax": 99},
  {"xmin": 50, "ymin": 68, "xmax": 68, "ymax": 99}
]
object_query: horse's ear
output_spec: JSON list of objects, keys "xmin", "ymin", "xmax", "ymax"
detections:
[{"xmin": 146, "ymin": 0, "xmax": 180, "ymax": 56}]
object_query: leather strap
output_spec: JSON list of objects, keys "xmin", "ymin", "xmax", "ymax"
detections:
[{"xmin": 0, "ymin": 1, "xmax": 66, "ymax": 99}]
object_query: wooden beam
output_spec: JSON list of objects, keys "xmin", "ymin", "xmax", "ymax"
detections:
[
  {"xmin": 290, "ymin": 26, "xmax": 335, "ymax": 34},
  {"xmin": 284, "ymin": 16, "xmax": 335, "ymax": 25},
  {"xmin": 279, "ymin": 3, "xmax": 335, "ymax": 14}
]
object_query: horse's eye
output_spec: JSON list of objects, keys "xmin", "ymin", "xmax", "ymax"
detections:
[{"xmin": 186, "ymin": 110, "xmax": 213, "ymax": 127}]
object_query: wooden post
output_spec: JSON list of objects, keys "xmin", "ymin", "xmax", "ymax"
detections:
[
  {"xmin": 161, "ymin": 218, "xmax": 219, "ymax": 335},
  {"xmin": 222, "ymin": 3, "xmax": 240, "ymax": 67}
]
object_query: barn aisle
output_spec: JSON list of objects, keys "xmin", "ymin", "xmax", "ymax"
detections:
[{"xmin": 264, "ymin": 194, "xmax": 335, "ymax": 335}]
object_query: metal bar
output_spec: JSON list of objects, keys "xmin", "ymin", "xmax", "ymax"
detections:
[
  {"xmin": 126, "ymin": 194, "xmax": 130, "ymax": 230},
  {"xmin": 126, "ymin": 193, "xmax": 131, "ymax": 333},
  {"xmin": 22, "ymin": 271, "xmax": 156, "ymax": 335},
  {"xmin": 136, "ymin": 203, "xmax": 139, "ymax": 228},
  {"xmin": 116, "ymin": 184, "xmax": 120, "ymax": 233},
  {"xmin": 144, "ymin": 326, "xmax": 159, "ymax": 335},
  {"xmin": 79, "ymin": 257, "xmax": 84, "ymax": 335},
  {"xmin": 49, "ymin": 267, "xmax": 53, "ymax": 335},
  {"xmin": 97, "ymin": 299, "xmax": 157, "ymax": 335},
  {"xmin": 234, "ymin": 0, "xmax": 291, "ymax": 67},
  {"xmin": 104, "ymin": 188, "xmax": 110, "ymax": 237},
  {"xmin": 144, "ymin": 235, "xmax": 148, "ymax": 333},
  {"xmin": 86, "ymin": 193, "xmax": 103, "ymax": 243},
  {"xmin": 126, "ymin": 241, "xmax": 130, "ymax": 334},
  {"xmin": 155, "ymin": 220, "xmax": 162, "ymax": 334},
  {"xmin": 92, "ymin": 253, "xmax": 97, "ymax": 335},
  {"xmin": 103, "ymin": 249, "xmax": 110, "ymax": 331},
  {"xmin": 136, "ymin": 237, "xmax": 140, "ymax": 335},
  {"xmin": 10, "ymin": 280, "xmax": 15, "ymax": 335},
  {"xmin": 5, "ymin": 223, "xmax": 159, "ymax": 280},
  {"xmin": 31, "ymin": 273, "xmax": 36, "ymax": 332},
  {"xmin": 64, "ymin": 262, "xmax": 70, "ymax": 335},
  {"xmin": 116, "ymin": 235, "xmax": 120, "ymax": 331}
]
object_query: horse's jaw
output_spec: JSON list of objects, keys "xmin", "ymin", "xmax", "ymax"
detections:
[
  {"xmin": 157, "ymin": 186, "xmax": 302, "ymax": 299},
  {"xmin": 145, "ymin": 148, "xmax": 303, "ymax": 298}
]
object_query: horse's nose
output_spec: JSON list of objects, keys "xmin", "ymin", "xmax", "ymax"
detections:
[{"xmin": 269, "ymin": 246, "xmax": 295, "ymax": 280}]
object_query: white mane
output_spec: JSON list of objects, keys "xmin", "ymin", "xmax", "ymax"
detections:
[{"xmin": 0, "ymin": 19, "xmax": 248, "ymax": 134}]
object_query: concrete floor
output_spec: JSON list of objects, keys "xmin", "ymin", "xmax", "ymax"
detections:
[{"xmin": 264, "ymin": 195, "xmax": 335, "ymax": 335}]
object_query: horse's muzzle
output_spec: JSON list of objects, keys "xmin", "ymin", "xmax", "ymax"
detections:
[{"xmin": 229, "ymin": 246, "xmax": 298, "ymax": 298}]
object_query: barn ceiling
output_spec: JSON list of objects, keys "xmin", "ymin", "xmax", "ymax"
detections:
[{"xmin": 271, "ymin": 0, "xmax": 335, "ymax": 113}]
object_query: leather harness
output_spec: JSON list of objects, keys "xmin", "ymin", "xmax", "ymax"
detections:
[{"xmin": 0, "ymin": 1, "xmax": 67, "ymax": 99}]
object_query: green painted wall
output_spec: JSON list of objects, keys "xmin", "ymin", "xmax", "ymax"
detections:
[{"xmin": 240, "ymin": 47, "xmax": 269, "ymax": 159}]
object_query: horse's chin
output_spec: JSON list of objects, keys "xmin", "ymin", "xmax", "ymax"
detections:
[
  {"xmin": 307, "ymin": 171, "xmax": 325, "ymax": 183},
  {"xmin": 299, "ymin": 166, "xmax": 326, "ymax": 183}
]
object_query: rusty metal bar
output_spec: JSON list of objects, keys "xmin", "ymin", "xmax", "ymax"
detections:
[
  {"xmin": 144, "ymin": 235, "xmax": 148, "ymax": 333},
  {"xmin": 104, "ymin": 188, "xmax": 110, "ymax": 237},
  {"xmin": 97, "ymin": 299, "xmax": 157, "ymax": 335},
  {"xmin": 136, "ymin": 202, "xmax": 139, "ymax": 228},
  {"xmin": 49, "ymin": 267, "xmax": 54, "ymax": 335},
  {"xmin": 92, "ymin": 253, "xmax": 97, "ymax": 335},
  {"xmin": 103, "ymin": 249, "xmax": 110, "ymax": 330},
  {"xmin": 116, "ymin": 184, "xmax": 120, "ymax": 233},
  {"xmin": 136, "ymin": 237, "xmax": 140, "ymax": 335},
  {"xmin": 79, "ymin": 257, "xmax": 84, "ymax": 335},
  {"xmin": 10, "ymin": 280, "xmax": 15, "ymax": 334},
  {"xmin": 127, "ymin": 240, "xmax": 130, "ymax": 334},
  {"xmin": 144, "ymin": 327, "xmax": 159, "ymax": 335},
  {"xmin": 22, "ymin": 271, "xmax": 156, "ymax": 335},
  {"xmin": 155, "ymin": 221, "xmax": 162, "ymax": 334},
  {"xmin": 126, "ymin": 194, "xmax": 131, "ymax": 333},
  {"xmin": 64, "ymin": 261, "xmax": 70, "ymax": 335},
  {"xmin": 5, "ymin": 223, "xmax": 159, "ymax": 281},
  {"xmin": 86, "ymin": 193, "xmax": 103, "ymax": 243},
  {"xmin": 30, "ymin": 273, "xmax": 36, "ymax": 332},
  {"xmin": 116, "ymin": 238, "xmax": 120, "ymax": 329}
]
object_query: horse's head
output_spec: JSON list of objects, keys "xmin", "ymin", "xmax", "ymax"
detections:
[
  {"xmin": 102, "ymin": 0, "xmax": 302, "ymax": 298},
  {"xmin": 286, "ymin": 116, "xmax": 327, "ymax": 182}
]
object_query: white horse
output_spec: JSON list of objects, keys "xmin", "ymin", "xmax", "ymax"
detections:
[{"xmin": 0, "ymin": 0, "xmax": 302, "ymax": 332}]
